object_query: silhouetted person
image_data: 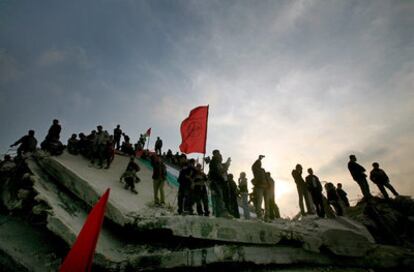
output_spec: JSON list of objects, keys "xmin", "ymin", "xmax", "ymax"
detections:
[
  {"xmin": 336, "ymin": 183, "xmax": 350, "ymax": 207},
  {"xmin": 113, "ymin": 125, "xmax": 122, "ymax": 150},
  {"xmin": 292, "ymin": 164, "xmax": 314, "ymax": 215},
  {"xmin": 41, "ymin": 119, "xmax": 63, "ymax": 155},
  {"xmin": 348, "ymin": 155, "xmax": 372, "ymax": 199},
  {"xmin": 227, "ymin": 174, "xmax": 240, "ymax": 218},
  {"xmin": 139, "ymin": 134, "xmax": 146, "ymax": 148},
  {"xmin": 104, "ymin": 135, "xmax": 115, "ymax": 169},
  {"xmin": 238, "ymin": 172, "xmax": 250, "ymax": 219},
  {"xmin": 120, "ymin": 157, "xmax": 140, "ymax": 194},
  {"xmin": 155, "ymin": 137, "xmax": 163, "ymax": 156},
  {"xmin": 46, "ymin": 119, "xmax": 61, "ymax": 142},
  {"xmin": 305, "ymin": 168, "xmax": 325, "ymax": 218},
  {"xmin": 192, "ymin": 163, "xmax": 210, "ymax": 216},
  {"xmin": 266, "ymin": 172, "xmax": 280, "ymax": 220},
  {"xmin": 67, "ymin": 134, "xmax": 79, "ymax": 155},
  {"xmin": 370, "ymin": 162, "xmax": 399, "ymax": 199},
  {"xmin": 325, "ymin": 182, "xmax": 343, "ymax": 216},
  {"xmin": 208, "ymin": 150, "xmax": 232, "ymax": 218},
  {"xmin": 90, "ymin": 126, "xmax": 108, "ymax": 168},
  {"xmin": 152, "ymin": 156, "xmax": 167, "ymax": 205},
  {"xmin": 251, "ymin": 155, "xmax": 269, "ymax": 220},
  {"xmin": 177, "ymin": 159, "xmax": 196, "ymax": 214},
  {"xmin": 11, "ymin": 130, "xmax": 37, "ymax": 156},
  {"xmin": 120, "ymin": 133, "xmax": 134, "ymax": 156}
]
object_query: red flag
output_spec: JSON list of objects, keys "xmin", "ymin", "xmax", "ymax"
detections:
[
  {"xmin": 145, "ymin": 128, "xmax": 151, "ymax": 137},
  {"xmin": 179, "ymin": 105, "xmax": 209, "ymax": 154},
  {"xmin": 60, "ymin": 189, "xmax": 110, "ymax": 272}
]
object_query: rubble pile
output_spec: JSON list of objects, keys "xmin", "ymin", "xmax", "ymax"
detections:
[{"xmin": 0, "ymin": 151, "xmax": 413, "ymax": 271}]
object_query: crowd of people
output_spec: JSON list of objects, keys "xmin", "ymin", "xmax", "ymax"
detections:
[{"xmin": 3, "ymin": 119, "xmax": 401, "ymax": 221}]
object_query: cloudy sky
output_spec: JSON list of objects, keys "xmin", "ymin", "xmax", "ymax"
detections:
[{"xmin": 1, "ymin": 0, "xmax": 413, "ymax": 216}]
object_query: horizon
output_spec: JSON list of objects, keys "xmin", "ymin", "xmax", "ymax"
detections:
[{"xmin": 1, "ymin": 0, "xmax": 413, "ymax": 217}]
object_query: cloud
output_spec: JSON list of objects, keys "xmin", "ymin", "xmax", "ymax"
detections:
[{"xmin": 36, "ymin": 47, "xmax": 92, "ymax": 69}]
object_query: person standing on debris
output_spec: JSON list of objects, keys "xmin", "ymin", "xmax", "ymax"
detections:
[
  {"xmin": 227, "ymin": 174, "xmax": 240, "ymax": 218},
  {"xmin": 238, "ymin": 172, "xmax": 250, "ymax": 219},
  {"xmin": 90, "ymin": 126, "xmax": 108, "ymax": 168},
  {"xmin": 155, "ymin": 137, "xmax": 163, "ymax": 156},
  {"xmin": 336, "ymin": 183, "xmax": 350, "ymax": 207},
  {"xmin": 177, "ymin": 159, "xmax": 196, "ymax": 214},
  {"xmin": 251, "ymin": 155, "xmax": 269, "ymax": 220},
  {"xmin": 325, "ymin": 182, "xmax": 343, "ymax": 216},
  {"xmin": 348, "ymin": 155, "xmax": 372, "ymax": 199},
  {"xmin": 152, "ymin": 155, "xmax": 167, "ymax": 206},
  {"xmin": 266, "ymin": 172, "xmax": 280, "ymax": 220},
  {"xmin": 192, "ymin": 163, "xmax": 210, "ymax": 216},
  {"xmin": 369, "ymin": 162, "xmax": 399, "ymax": 200},
  {"xmin": 305, "ymin": 168, "xmax": 325, "ymax": 218},
  {"xmin": 208, "ymin": 150, "xmax": 232, "ymax": 218},
  {"xmin": 41, "ymin": 119, "xmax": 63, "ymax": 155},
  {"xmin": 10, "ymin": 130, "xmax": 38, "ymax": 157},
  {"xmin": 104, "ymin": 135, "xmax": 115, "ymax": 169},
  {"xmin": 113, "ymin": 125, "xmax": 122, "ymax": 150},
  {"xmin": 120, "ymin": 157, "xmax": 140, "ymax": 194},
  {"xmin": 67, "ymin": 134, "xmax": 79, "ymax": 155},
  {"xmin": 47, "ymin": 119, "xmax": 61, "ymax": 142},
  {"xmin": 292, "ymin": 164, "xmax": 314, "ymax": 216}
]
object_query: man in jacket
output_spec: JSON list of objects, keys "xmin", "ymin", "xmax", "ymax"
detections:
[
  {"xmin": 152, "ymin": 155, "xmax": 167, "ymax": 205},
  {"xmin": 292, "ymin": 164, "xmax": 314, "ymax": 215},
  {"xmin": 11, "ymin": 130, "xmax": 37, "ymax": 157},
  {"xmin": 155, "ymin": 137, "xmax": 163, "ymax": 156},
  {"xmin": 348, "ymin": 155, "xmax": 372, "ymax": 199},
  {"xmin": 305, "ymin": 168, "xmax": 325, "ymax": 218},
  {"xmin": 251, "ymin": 155, "xmax": 268, "ymax": 220},
  {"xmin": 208, "ymin": 150, "xmax": 232, "ymax": 218},
  {"xmin": 336, "ymin": 183, "xmax": 350, "ymax": 207},
  {"xmin": 370, "ymin": 162, "xmax": 399, "ymax": 199},
  {"xmin": 177, "ymin": 159, "xmax": 196, "ymax": 214},
  {"xmin": 113, "ymin": 125, "xmax": 122, "ymax": 150}
]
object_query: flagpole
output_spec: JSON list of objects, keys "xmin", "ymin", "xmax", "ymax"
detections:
[
  {"xmin": 146, "ymin": 135, "xmax": 151, "ymax": 151},
  {"xmin": 202, "ymin": 105, "xmax": 209, "ymax": 171}
]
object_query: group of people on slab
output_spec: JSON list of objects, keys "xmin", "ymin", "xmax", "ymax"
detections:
[{"xmin": 6, "ymin": 120, "xmax": 400, "ymax": 220}]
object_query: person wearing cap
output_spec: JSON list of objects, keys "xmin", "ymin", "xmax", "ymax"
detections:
[
  {"xmin": 348, "ymin": 155, "xmax": 372, "ymax": 199},
  {"xmin": 369, "ymin": 162, "xmax": 399, "ymax": 199}
]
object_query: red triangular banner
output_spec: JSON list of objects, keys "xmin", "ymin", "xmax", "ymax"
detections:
[
  {"xmin": 60, "ymin": 188, "xmax": 110, "ymax": 272},
  {"xmin": 179, "ymin": 105, "xmax": 209, "ymax": 154}
]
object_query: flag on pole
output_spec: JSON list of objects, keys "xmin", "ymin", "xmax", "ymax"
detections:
[
  {"xmin": 179, "ymin": 105, "xmax": 209, "ymax": 154},
  {"xmin": 60, "ymin": 189, "xmax": 110, "ymax": 272},
  {"xmin": 145, "ymin": 128, "xmax": 151, "ymax": 137}
]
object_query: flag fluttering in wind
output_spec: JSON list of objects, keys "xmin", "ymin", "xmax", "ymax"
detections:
[
  {"xmin": 145, "ymin": 128, "xmax": 151, "ymax": 137},
  {"xmin": 179, "ymin": 105, "xmax": 209, "ymax": 154},
  {"xmin": 60, "ymin": 189, "xmax": 110, "ymax": 272}
]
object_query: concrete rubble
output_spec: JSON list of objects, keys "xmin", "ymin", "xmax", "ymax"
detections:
[{"xmin": 1, "ymin": 151, "xmax": 413, "ymax": 271}]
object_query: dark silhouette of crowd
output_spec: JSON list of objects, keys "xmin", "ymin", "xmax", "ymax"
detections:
[{"xmin": 5, "ymin": 120, "xmax": 402, "ymax": 221}]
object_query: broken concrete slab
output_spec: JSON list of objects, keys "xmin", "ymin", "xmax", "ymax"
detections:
[
  {"xmin": 34, "ymin": 151, "xmax": 178, "ymax": 226},
  {"xmin": 0, "ymin": 214, "xmax": 61, "ymax": 272},
  {"xmin": 134, "ymin": 215, "xmax": 375, "ymax": 257},
  {"xmin": 128, "ymin": 244, "xmax": 414, "ymax": 271},
  {"xmin": 27, "ymin": 158, "xmax": 150, "ymax": 268}
]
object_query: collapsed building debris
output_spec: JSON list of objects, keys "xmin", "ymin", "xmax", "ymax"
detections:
[{"xmin": 1, "ymin": 151, "xmax": 413, "ymax": 271}]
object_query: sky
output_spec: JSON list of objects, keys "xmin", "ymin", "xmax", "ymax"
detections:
[{"xmin": 0, "ymin": 0, "xmax": 413, "ymax": 217}]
